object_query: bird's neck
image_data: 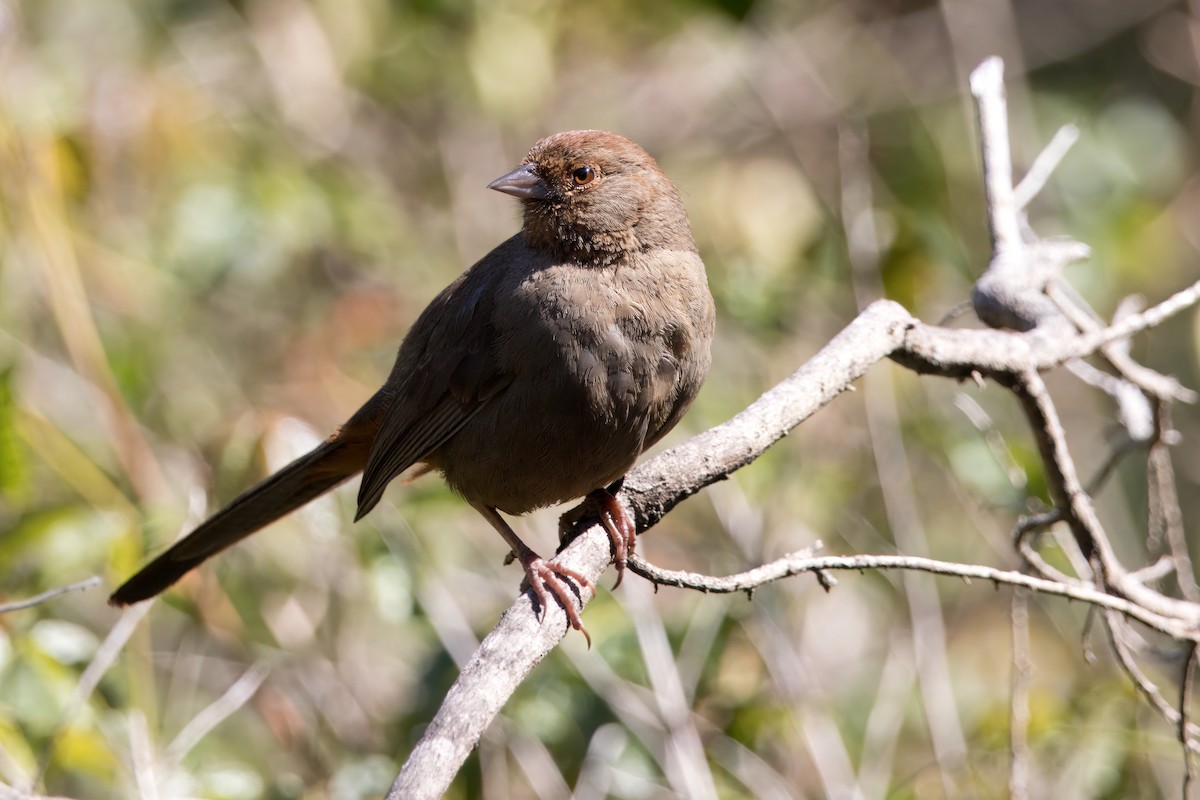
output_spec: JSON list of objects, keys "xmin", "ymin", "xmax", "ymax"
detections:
[
  {"xmin": 522, "ymin": 211, "xmax": 636, "ymax": 268},
  {"xmin": 522, "ymin": 197, "xmax": 696, "ymax": 268}
]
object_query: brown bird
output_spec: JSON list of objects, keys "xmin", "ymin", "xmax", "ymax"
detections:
[{"xmin": 110, "ymin": 130, "xmax": 715, "ymax": 639}]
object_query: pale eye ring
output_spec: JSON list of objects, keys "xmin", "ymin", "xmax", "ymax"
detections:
[{"xmin": 571, "ymin": 165, "xmax": 596, "ymax": 186}]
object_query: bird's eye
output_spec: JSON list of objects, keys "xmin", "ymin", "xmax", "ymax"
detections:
[{"xmin": 571, "ymin": 165, "xmax": 596, "ymax": 186}]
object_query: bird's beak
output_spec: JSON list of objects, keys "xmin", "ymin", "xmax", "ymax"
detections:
[{"xmin": 487, "ymin": 163, "xmax": 550, "ymax": 200}]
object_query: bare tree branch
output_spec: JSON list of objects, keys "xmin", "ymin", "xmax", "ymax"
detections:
[
  {"xmin": 391, "ymin": 290, "xmax": 1200, "ymax": 798},
  {"xmin": 1103, "ymin": 611, "xmax": 1200, "ymax": 750},
  {"xmin": 390, "ymin": 56, "xmax": 1200, "ymax": 798},
  {"xmin": 625, "ymin": 551, "xmax": 1194, "ymax": 638},
  {"xmin": 390, "ymin": 279, "xmax": 1200, "ymax": 799}
]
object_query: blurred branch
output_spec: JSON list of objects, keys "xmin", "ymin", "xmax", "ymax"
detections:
[
  {"xmin": 1010, "ymin": 589, "xmax": 1031, "ymax": 800},
  {"xmin": 1012, "ymin": 123, "xmax": 1078, "ymax": 210},
  {"xmin": 165, "ymin": 663, "xmax": 270, "ymax": 765},
  {"xmin": 1103, "ymin": 611, "xmax": 1200, "ymax": 751},
  {"xmin": 1183, "ymin": 644, "xmax": 1199, "ymax": 794},
  {"xmin": 128, "ymin": 709, "xmax": 158, "ymax": 800},
  {"xmin": 391, "ymin": 58, "xmax": 1200, "ymax": 798},
  {"xmin": 842, "ymin": 121, "xmax": 966, "ymax": 786},
  {"xmin": 27, "ymin": 603, "xmax": 154, "ymax": 792},
  {"xmin": 1148, "ymin": 402, "xmax": 1200, "ymax": 601},
  {"xmin": 0, "ymin": 576, "xmax": 100, "ymax": 614}
]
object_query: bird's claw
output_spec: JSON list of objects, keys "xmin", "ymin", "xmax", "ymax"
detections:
[
  {"xmin": 521, "ymin": 554, "xmax": 594, "ymax": 647},
  {"xmin": 560, "ymin": 489, "xmax": 637, "ymax": 590}
]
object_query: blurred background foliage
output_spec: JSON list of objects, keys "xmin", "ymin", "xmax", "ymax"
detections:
[{"xmin": 0, "ymin": 0, "xmax": 1198, "ymax": 797}]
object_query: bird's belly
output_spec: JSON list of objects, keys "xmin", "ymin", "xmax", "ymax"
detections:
[
  {"xmin": 428, "ymin": 374, "xmax": 651, "ymax": 514},
  {"xmin": 429, "ymin": 335, "xmax": 676, "ymax": 515}
]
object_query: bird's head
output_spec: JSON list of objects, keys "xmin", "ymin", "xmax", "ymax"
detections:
[{"xmin": 488, "ymin": 130, "xmax": 695, "ymax": 267}]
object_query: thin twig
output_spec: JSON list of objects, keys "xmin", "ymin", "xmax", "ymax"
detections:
[
  {"xmin": 1012, "ymin": 124, "xmax": 1079, "ymax": 210},
  {"xmin": 1081, "ymin": 434, "xmax": 1143, "ymax": 497},
  {"xmin": 129, "ymin": 710, "xmax": 159, "ymax": 800},
  {"xmin": 1067, "ymin": 279, "xmax": 1200, "ymax": 368},
  {"xmin": 1013, "ymin": 513, "xmax": 1080, "ymax": 584},
  {"xmin": 1010, "ymin": 588, "xmax": 1031, "ymax": 800},
  {"xmin": 856, "ymin": 637, "xmax": 916, "ymax": 800},
  {"xmin": 1011, "ymin": 367, "xmax": 1200, "ymax": 625},
  {"xmin": 165, "ymin": 663, "xmax": 271, "ymax": 764},
  {"xmin": 66, "ymin": 605, "xmax": 153, "ymax": 722},
  {"xmin": 1048, "ymin": 282, "xmax": 1196, "ymax": 406},
  {"xmin": 937, "ymin": 300, "xmax": 975, "ymax": 326},
  {"xmin": 893, "ymin": 279, "xmax": 1200, "ymax": 381},
  {"xmin": 1148, "ymin": 402, "xmax": 1199, "ymax": 602},
  {"xmin": 1131, "ymin": 557, "xmax": 1178, "ymax": 586},
  {"xmin": 842, "ymin": 121, "xmax": 966, "ymax": 785},
  {"xmin": 953, "ymin": 394, "xmax": 1027, "ymax": 489},
  {"xmin": 1063, "ymin": 358, "xmax": 1152, "ymax": 443},
  {"xmin": 970, "ymin": 57, "xmax": 1021, "ymax": 250},
  {"xmin": 0, "ymin": 576, "xmax": 101, "ymax": 613},
  {"xmin": 626, "ymin": 552, "xmax": 1195, "ymax": 639},
  {"xmin": 1183, "ymin": 643, "xmax": 1199, "ymax": 796},
  {"xmin": 1103, "ymin": 611, "xmax": 1200, "ymax": 753},
  {"xmin": 37, "ymin": 603, "xmax": 153, "ymax": 787}
]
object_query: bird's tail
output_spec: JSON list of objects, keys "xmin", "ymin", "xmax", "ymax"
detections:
[{"xmin": 109, "ymin": 431, "xmax": 369, "ymax": 606}]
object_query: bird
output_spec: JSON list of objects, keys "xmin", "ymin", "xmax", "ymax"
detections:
[{"xmin": 110, "ymin": 130, "xmax": 715, "ymax": 640}]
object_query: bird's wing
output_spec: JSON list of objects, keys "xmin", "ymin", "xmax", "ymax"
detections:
[{"xmin": 354, "ymin": 244, "xmax": 518, "ymax": 519}]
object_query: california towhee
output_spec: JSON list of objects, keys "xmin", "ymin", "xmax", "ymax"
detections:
[{"xmin": 111, "ymin": 130, "xmax": 715, "ymax": 639}]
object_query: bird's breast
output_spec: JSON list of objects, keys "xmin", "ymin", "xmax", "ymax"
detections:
[
  {"xmin": 512, "ymin": 263, "xmax": 688, "ymax": 423},
  {"xmin": 431, "ymin": 252, "xmax": 711, "ymax": 514}
]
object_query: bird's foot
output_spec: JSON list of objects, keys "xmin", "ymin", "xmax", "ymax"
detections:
[
  {"xmin": 475, "ymin": 503, "xmax": 595, "ymax": 643},
  {"xmin": 518, "ymin": 550, "xmax": 594, "ymax": 647},
  {"xmin": 559, "ymin": 488, "xmax": 637, "ymax": 590}
]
